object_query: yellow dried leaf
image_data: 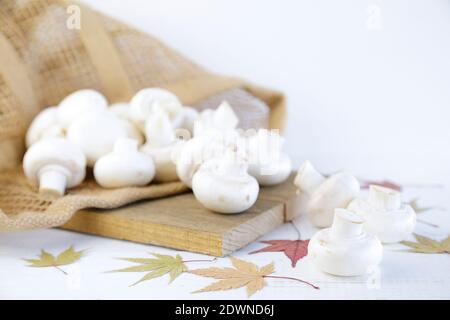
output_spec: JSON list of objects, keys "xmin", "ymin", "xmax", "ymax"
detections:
[
  {"xmin": 55, "ymin": 246, "xmax": 83, "ymax": 265},
  {"xmin": 401, "ymin": 234, "xmax": 450, "ymax": 254},
  {"xmin": 111, "ymin": 253, "xmax": 187, "ymax": 286},
  {"xmin": 24, "ymin": 246, "xmax": 84, "ymax": 274}
]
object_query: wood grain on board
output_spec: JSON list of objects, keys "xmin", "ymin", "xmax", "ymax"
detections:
[{"xmin": 61, "ymin": 174, "xmax": 301, "ymax": 256}]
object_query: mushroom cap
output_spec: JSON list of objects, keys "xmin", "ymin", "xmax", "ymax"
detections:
[
  {"xmin": 368, "ymin": 185, "xmax": 401, "ymax": 211},
  {"xmin": 110, "ymin": 102, "xmax": 131, "ymax": 120},
  {"xmin": 121, "ymin": 117, "xmax": 144, "ymax": 146},
  {"xmin": 294, "ymin": 160, "xmax": 326, "ymax": 194},
  {"xmin": 308, "ymin": 210, "xmax": 383, "ymax": 276},
  {"xmin": 94, "ymin": 138, "xmax": 155, "ymax": 188},
  {"xmin": 193, "ymin": 101, "xmax": 239, "ymax": 137},
  {"xmin": 192, "ymin": 158, "xmax": 259, "ymax": 214},
  {"xmin": 67, "ymin": 111, "xmax": 134, "ymax": 166},
  {"xmin": 363, "ymin": 205, "xmax": 416, "ymax": 243},
  {"xmin": 248, "ymin": 152, "xmax": 292, "ymax": 186},
  {"xmin": 57, "ymin": 89, "xmax": 108, "ymax": 128},
  {"xmin": 141, "ymin": 142, "xmax": 182, "ymax": 183},
  {"xmin": 171, "ymin": 106, "xmax": 199, "ymax": 133},
  {"xmin": 308, "ymin": 228, "xmax": 383, "ymax": 276},
  {"xmin": 141, "ymin": 112, "xmax": 180, "ymax": 182},
  {"xmin": 348, "ymin": 188, "xmax": 416, "ymax": 243},
  {"xmin": 130, "ymin": 88, "xmax": 182, "ymax": 127},
  {"xmin": 23, "ymin": 138, "xmax": 86, "ymax": 188},
  {"xmin": 307, "ymin": 172, "xmax": 360, "ymax": 227},
  {"xmin": 26, "ymin": 107, "xmax": 65, "ymax": 148},
  {"xmin": 175, "ymin": 136, "xmax": 229, "ymax": 188},
  {"xmin": 245, "ymin": 129, "xmax": 291, "ymax": 187},
  {"xmin": 175, "ymin": 138, "xmax": 205, "ymax": 188},
  {"xmin": 144, "ymin": 111, "xmax": 176, "ymax": 148}
]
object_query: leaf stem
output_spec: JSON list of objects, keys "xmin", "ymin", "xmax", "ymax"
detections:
[
  {"xmin": 403, "ymin": 183, "xmax": 444, "ymax": 189},
  {"xmin": 183, "ymin": 258, "xmax": 218, "ymax": 264},
  {"xmin": 263, "ymin": 275, "xmax": 319, "ymax": 290},
  {"xmin": 290, "ymin": 221, "xmax": 302, "ymax": 240},
  {"xmin": 417, "ymin": 218, "xmax": 439, "ymax": 228},
  {"xmin": 54, "ymin": 265, "xmax": 68, "ymax": 275}
]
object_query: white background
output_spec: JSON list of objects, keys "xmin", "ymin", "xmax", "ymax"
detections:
[{"xmin": 80, "ymin": 0, "xmax": 450, "ymax": 183}]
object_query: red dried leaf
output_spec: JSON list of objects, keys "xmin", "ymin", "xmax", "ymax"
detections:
[
  {"xmin": 360, "ymin": 180, "xmax": 402, "ymax": 191},
  {"xmin": 250, "ymin": 240, "xmax": 309, "ymax": 267}
]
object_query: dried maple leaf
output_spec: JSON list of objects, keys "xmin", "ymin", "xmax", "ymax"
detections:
[
  {"xmin": 111, "ymin": 253, "xmax": 187, "ymax": 286},
  {"xmin": 24, "ymin": 246, "xmax": 84, "ymax": 275},
  {"xmin": 190, "ymin": 257, "xmax": 274, "ymax": 297},
  {"xmin": 401, "ymin": 234, "xmax": 450, "ymax": 254},
  {"xmin": 407, "ymin": 198, "xmax": 434, "ymax": 214},
  {"xmin": 190, "ymin": 257, "xmax": 318, "ymax": 297},
  {"xmin": 250, "ymin": 240, "xmax": 309, "ymax": 267}
]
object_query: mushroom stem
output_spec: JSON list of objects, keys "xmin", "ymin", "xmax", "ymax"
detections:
[
  {"xmin": 217, "ymin": 151, "xmax": 247, "ymax": 176},
  {"xmin": 38, "ymin": 165, "xmax": 69, "ymax": 196},
  {"xmin": 294, "ymin": 161, "xmax": 325, "ymax": 194},
  {"xmin": 212, "ymin": 101, "xmax": 238, "ymax": 130},
  {"xmin": 368, "ymin": 185, "xmax": 401, "ymax": 212},
  {"xmin": 330, "ymin": 209, "xmax": 364, "ymax": 240},
  {"xmin": 145, "ymin": 111, "xmax": 175, "ymax": 148}
]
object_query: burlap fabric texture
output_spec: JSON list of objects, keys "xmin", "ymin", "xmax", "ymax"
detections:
[{"xmin": 0, "ymin": 0, "xmax": 285, "ymax": 231}]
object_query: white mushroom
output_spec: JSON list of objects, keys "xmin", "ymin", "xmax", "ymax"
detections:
[
  {"xmin": 57, "ymin": 89, "xmax": 108, "ymax": 129},
  {"xmin": 140, "ymin": 111, "xmax": 182, "ymax": 182},
  {"xmin": 294, "ymin": 161, "xmax": 360, "ymax": 227},
  {"xmin": 192, "ymin": 152, "xmax": 259, "ymax": 214},
  {"xmin": 23, "ymin": 138, "xmax": 86, "ymax": 196},
  {"xmin": 25, "ymin": 107, "xmax": 65, "ymax": 148},
  {"xmin": 130, "ymin": 88, "xmax": 182, "ymax": 130},
  {"xmin": 171, "ymin": 106, "xmax": 199, "ymax": 133},
  {"xmin": 108, "ymin": 103, "xmax": 144, "ymax": 145},
  {"xmin": 246, "ymin": 129, "xmax": 292, "ymax": 186},
  {"xmin": 110, "ymin": 102, "xmax": 131, "ymax": 120},
  {"xmin": 94, "ymin": 138, "xmax": 155, "ymax": 188},
  {"xmin": 67, "ymin": 111, "xmax": 136, "ymax": 166},
  {"xmin": 308, "ymin": 208, "xmax": 383, "ymax": 276},
  {"xmin": 121, "ymin": 118, "xmax": 144, "ymax": 146},
  {"xmin": 193, "ymin": 101, "xmax": 239, "ymax": 137},
  {"xmin": 175, "ymin": 131, "xmax": 241, "ymax": 188},
  {"xmin": 347, "ymin": 185, "xmax": 416, "ymax": 243}
]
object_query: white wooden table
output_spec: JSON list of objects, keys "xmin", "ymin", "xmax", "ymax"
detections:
[{"xmin": 1, "ymin": 182, "xmax": 449, "ymax": 300}]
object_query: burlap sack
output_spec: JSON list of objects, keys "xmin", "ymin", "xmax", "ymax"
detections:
[{"xmin": 0, "ymin": 0, "xmax": 285, "ymax": 232}]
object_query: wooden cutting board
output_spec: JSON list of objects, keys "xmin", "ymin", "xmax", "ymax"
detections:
[{"xmin": 61, "ymin": 174, "xmax": 301, "ymax": 256}]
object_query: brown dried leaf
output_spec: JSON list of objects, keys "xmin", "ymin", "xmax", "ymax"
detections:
[
  {"xmin": 230, "ymin": 256, "xmax": 259, "ymax": 274},
  {"xmin": 360, "ymin": 180, "xmax": 402, "ymax": 191},
  {"xmin": 246, "ymin": 277, "xmax": 266, "ymax": 297},
  {"xmin": 190, "ymin": 257, "xmax": 274, "ymax": 297},
  {"xmin": 250, "ymin": 240, "xmax": 309, "ymax": 267}
]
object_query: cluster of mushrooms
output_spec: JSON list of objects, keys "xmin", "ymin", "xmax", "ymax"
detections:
[
  {"xmin": 23, "ymin": 88, "xmax": 416, "ymax": 278},
  {"xmin": 22, "ymin": 88, "xmax": 292, "ymax": 213},
  {"xmin": 294, "ymin": 161, "xmax": 416, "ymax": 276}
]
